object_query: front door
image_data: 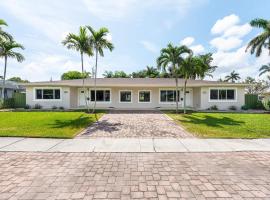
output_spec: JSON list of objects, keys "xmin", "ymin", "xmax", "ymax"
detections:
[{"xmin": 78, "ymin": 89, "xmax": 90, "ymax": 106}]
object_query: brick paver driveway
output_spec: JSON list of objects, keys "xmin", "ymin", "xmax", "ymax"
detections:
[
  {"xmin": 0, "ymin": 152, "xmax": 270, "ymax": 199},
  {"xmin": 79, "ymin": 110, "xmax": 192, "ymax": 138}
]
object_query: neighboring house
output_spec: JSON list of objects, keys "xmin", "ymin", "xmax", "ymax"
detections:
[
  {"xmin": 24, "ymin": 78, "xmax": 246, "ymax": 110},
  {"xmin": 0, "ymin": 80, "xmax": 25, "ymax": 99}
]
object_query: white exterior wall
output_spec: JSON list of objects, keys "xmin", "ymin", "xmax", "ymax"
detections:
[
  {"xmin": 26, "ymin": 86, "xmax": 70, "ymax": 109},
  {"xmin": 199, "ymin": 86, "xmax": 245, "ymax": 110}
]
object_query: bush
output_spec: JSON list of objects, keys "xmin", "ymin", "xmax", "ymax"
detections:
[
  {"xmin": 52, "ymin": 105, "xmax": 57, "ymax": 110},
  {"xmin": 255, "ymin": 101, "xmax": 264, "ymax": 110},
  {"xmin": 0, "ymin": 98, "xmax": 15, "ymax": 108},
  {"xmin": 59, "ymin": 106, "xmax": 65, "ymax": 110},
  {"xmin": 228, "ymin": 105, "xmax": 237, "ymax": 110},
  {"xmin": 241, "ymin": 105, "xmax": 249, "ymax": 110},
  {"xmin": 34, "ymin": 104, "xmax": 42, "ymax": 109},
  {"xmin": 209, "ymin": 105, "xmax": 218, "ymax": 110},
  {"xmin": 24, "ymin": 104, "xmax": 31, "ymax": 109}
]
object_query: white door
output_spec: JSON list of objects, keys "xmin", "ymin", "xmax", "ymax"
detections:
[
  {"xmin": 78, "ymin": 89, "xmax": 90, "ymax": 106},
  {"xmin": 180, "ymin": 89, "xmax": 193, "ymax": 107}
]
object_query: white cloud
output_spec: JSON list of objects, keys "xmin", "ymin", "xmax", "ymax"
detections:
[
  {"xmin": 190, "ymin": 44, "xmax": 205, "ymax": 54},
  {"xmin": 211, "ymin": 14, "xmax": 240, "ymax": 35},
  {"xmin": 210, "ymin": 37, "xmax": 242, "ymax": 51},
  {"xmin": 140, "ymin": 40, "xmax": 159, "ymax": 53},
  {"xmin": 223, "ymin": 23, "xmax": 252, "ymax": 38},
  {"xmin": 180, "ymin": 37, "xmax": 195, "ymax": 46}
]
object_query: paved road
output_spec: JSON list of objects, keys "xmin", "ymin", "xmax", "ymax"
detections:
[
  {"xmin": 0, "ymin": 152, "xmax": 269, "ymax": 199},
  {"xmin": 78, "ymin": 110, "xmax": 192, "ymax": 138}
]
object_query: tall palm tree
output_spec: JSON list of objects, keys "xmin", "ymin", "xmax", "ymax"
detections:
[
  {"xmin": 0, "ymin": 39, "xmax": 24, "ymax": 100},
  {"xmin": 62, "ymin": 26, "xmax": 93, "ymax": 111},
  {"xmin": 157, "ymin": 43, "xmax": 192, "ymax": 113},
  {"xmin": 246, "ymin": 18, "xmax": 270, "ymax": 56},
  {"xmin": 0, "ymin": 19, "xmax": 12, "ymax": 41},
  {"xmin": 86, "ymin": 26, "xmax": 114, "ymax": 113},
  {"xmin": 180, "ymin": 54, "xmax": 216, "ymax": 114},
  {"xmin": 225, "ymin": 70, "xmax": 241, "ymax": 83},
  {"xmin": 259, "ymin": 63, "xmax": 270, "ymax": 76}
]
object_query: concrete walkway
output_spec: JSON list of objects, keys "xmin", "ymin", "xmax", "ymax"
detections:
[{"xmin": 0, "ymin": 137, "xmax": 270, "ymax": 152}]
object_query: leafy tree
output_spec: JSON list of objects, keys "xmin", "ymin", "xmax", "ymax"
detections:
[
  {"xmin": 87, "ymin": 26, "xmax": 114, "ymax": 113},
  {"xmin": 62, "ymin": 26, "xmax": 93, "ymax": 111},
  {"xmin": 0, "ymin": 19, "xmax": 12, "ymax": 41},
  {"xmin": 131, "ymin": 70, "xmax": 147, "ymax": 78},
  {"xmin": 8, "ymin": 77, "xmax": 29, "ymax": 83},
  {"xmin": 61, "ymin": 71, "xmax": 90, "ymax": 80},
  {"xmin": 225, "ymin": 71, "xmax": 241, "ymax": 83},
  {"xmin": 246, "ymin": 18, "xmax": 270, "ymax": 56},
  {"xmin": 0, "ymin": 39, "xmax": 24, "ymax": 99},
  {"xmin": 103, "ymin": 70, "xmax": 114, "ymax": 78},
  {"xmin": 259, "ymin": 63, "xmax": 270, "ymax": 76},
  {"xmin": 244, "ymin": 76, "xmax": 269, "ymax": 95},
  {"xmin": 157, "ymin": 43, "xmax": 192, "ymax": 113},
  {"xmin": 145, "ymin": 66, "xmax": 160, "ymax": 78},
  {"xmin": 103, "ymin": 70, "xmax": 130, "ymax": 78}
]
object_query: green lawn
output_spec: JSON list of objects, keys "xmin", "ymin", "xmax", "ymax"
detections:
[
  {"xmin": 166, "ymin": 112, "xmax": 270, "ymax": 138},
  {"xmin": 0, "ymin": 112, "xmax": 104, "ymax": 138}
]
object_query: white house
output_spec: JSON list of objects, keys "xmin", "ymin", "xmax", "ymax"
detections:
[{"xmin": 24, "ymin": 78, "xmax": 246, "ymax": 110}]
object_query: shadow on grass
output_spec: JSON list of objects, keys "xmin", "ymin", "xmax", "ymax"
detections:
[
  {"xmin": 179, "ymin": 114, "xmax": 245, "ymax": 128},
  {"xmin": 49, "ymin": 115, "xmax": 95, "ymax": 129}
]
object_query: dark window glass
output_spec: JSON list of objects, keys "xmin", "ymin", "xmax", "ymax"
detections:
[
  {"xmin": 219, "ymin": 90, "xmax": 226, "ymax": 100},
  {"xmin": 227, "ymin": 89, "xmax": 235, "ymax": 100},
  {"xmin": 96, "ymin": 90, "xmax": 104, "ymax": 101},
  {"xmin": 167, "ymin": 90, "xmax": 174, "ymax": 102},
  {"xmin": 120, "ymin": 91, "xmax": 131, "ymax": 102},
  {"xmin": 210, "ymin": 89, "xmax": 218, "ymax": 100},
  {"xmin": 54, "ymin": 89, "xmax": 60, "ymax": 99},
  {"xmin": 105, "ymin": 90, "xmax": 110, "ymax": 102},
  {"xmin": 160, "ymin": 90, "xmax": 166, "ymax": 102},
  {"xmin": 91, "ymin": 90, "xmax": 95, "ymax": 101},
  {"xmin": 139, "ymin": 91, "xmax": 150, "ymax": 102},
  {"xmin": 36, "ymin": 89, "xmax": 42, "ymax": 99},
  {"xmin": 43, "ymin": 89, "xmax": 54, "ymax": 99}
]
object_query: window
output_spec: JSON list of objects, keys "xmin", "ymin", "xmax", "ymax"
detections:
[
  {"xmin": 90, "ymin": 90, "xmax": 110, "ymax": 102},
  {"xmin": 160, "ymin": 90, "xmax": 180, "ymax": 102},
  {"xmin": 120, "ymin": 91, "xmax": 132, "ymax": 102},
  {"xmin": 35, "ymin": 89, "xmax": 61, "ymax": 100},
  {"xmin": 210, "ymin": 89, "xmax": 236, "ymax": 101},
  {"xmin": 139, "ymin": 91, "xmax": 150, "ymax": 102}
]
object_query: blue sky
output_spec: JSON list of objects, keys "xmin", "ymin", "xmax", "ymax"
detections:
[{"xmin": 0, "ymin": 0, "xmax": 270, "ymax": 81}]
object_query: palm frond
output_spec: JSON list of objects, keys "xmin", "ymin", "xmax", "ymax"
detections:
[{"xmin": 250, "ymin": 18, "xmax": 268, "ymax": 29}]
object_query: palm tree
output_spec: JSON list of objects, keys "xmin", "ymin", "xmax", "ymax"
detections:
[
  {"xmin": 86, "ymin": 26, "xmax": 114, "ymax": 113},
  {"xmin": 0, "ymin": 19, "xmax": 12, "ymax": 41},
  {"xmin": 145, "ymin": 66, "xmax": 159, "ymax": 78},
  {"xmin": 180, "ymin": 54, "xmax": 216, "ymax": 114},
  {"xmin": 62, "ymin": 26, "xmax": 93, "ymax": 111},
  {"xmin": 0, "ymin": 39, "xmax": 24, "ymax": 100},
  {"xmin": 246, "ymin": 18, "xmax": 270, "ymax": 56},
  {"xmin": 225, "ymin": 71, "xmax": 241, "ymax": 83},
  {"xmin": 157, "ymin": 43, "xmax": 192, "ymax": 113},
  {"xmin": 259, "ymin": 63, "xmax": 270, "ymax": 76}
]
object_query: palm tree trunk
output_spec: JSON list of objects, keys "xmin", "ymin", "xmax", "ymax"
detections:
[
  {"xmin": 92, "ymin": 48, "xmax": 98, "ymax": 114},
  {"xmin": 1, "ymin": 56, "xmax": 7, "ymax": 100},
  {"xmin": 183, "ymin": 78, "xmax": 187, "ymax": 114},
  {"xmin": 175, "ymin": 75, "xmax": 179, "ymax": 114},
  {"xmin": 81, "ymin": 52, "xmax": 90, "ymax": 113}
]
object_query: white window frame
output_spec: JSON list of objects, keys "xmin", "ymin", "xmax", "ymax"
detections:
[
  {"xmin": 78, "ymin": 88, "xmax": 112, "ymax": 104},
  {"xmin": 138, "ymin": 90, "xmax": 151, "ymax": 103},
  {"xmin": 208, "ymin": 88, "xmax": 237, "ymax": 102},
  {"xmin": 159, "ymin": 88, "xmax": 181, "ymax": 104},
  {"xmin": 33, "ymin": 87, "xmax": 62, "ymax": 101},
  {"xmin": 119, "ymin": 90, "xmax": 133, "ymax": 103}
]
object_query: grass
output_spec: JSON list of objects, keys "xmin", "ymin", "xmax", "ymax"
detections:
[
  {"xmin": 166, "ymin": 112, "xmax": 270, "ymax": 138},
  {"xmin": 0, "ymin": 111, "xmax": 104, "ymax": 138}
]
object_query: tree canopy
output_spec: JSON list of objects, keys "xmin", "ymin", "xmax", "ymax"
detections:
[
  {"xmin": 61, "ymin": 71, "xmax": 91, "ymax": 80},
  {"xmin": 8, "ymin": 77, "xmax": 29, "ymax": 83}
]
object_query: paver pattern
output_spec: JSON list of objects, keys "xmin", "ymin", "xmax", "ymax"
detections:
[
  {"xmin": 0, "ymin": 152, "xmax": 270, "ymax": 199},
  {"xmin": 79, "ymin": 110, "xmax": 192, "ymax": 138}
]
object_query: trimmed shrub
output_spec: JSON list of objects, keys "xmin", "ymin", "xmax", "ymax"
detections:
[
  {"xmin": 241, "ymin": 105, "xmax": 249, "ymax": 110},
  {"xmin": 228, "ymin": 105, "xmax": 237, "ymax": 110},
  {"xmin": 0, "ymin": 98, "xmax": 15, "ymax": 108},
  {"xmin": 59, "ymin": 106, "xmax": 65, "ymax": 110},
  {"xmin": 34, "ymin": 104, "xmax": 42, "ymax": 109},
  {"xmin": 52, "ymin": 105, "xmax": 58, "ymax": 110},
  {"xmin": 24, "ymin": 104, "xmax": 31, "ymax": 109},
  {"xmin": 209, "ymin": 105, "xmax": 218, "ymax": 110}
]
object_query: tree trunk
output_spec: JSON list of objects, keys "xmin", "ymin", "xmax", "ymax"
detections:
[
  {"xmin": 183, "ymin": 78, "xmax": 187, "ymax": 114},
  {"xmin": 175, "ymin": 75, "xmax": 179, "ymax": 114},
  {"xmin": 1, "ymin": 56, "xmax": 7, "ymax": 100},
  {"xmin": 92, "ymin": 48, "xmax": 98, "ymax": 114},
  {"xmin": 81, "ymin": 52, "xmax": 90, "ymax": 113}
]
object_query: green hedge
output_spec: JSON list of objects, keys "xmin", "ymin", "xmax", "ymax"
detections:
[
  {"xmin": 0, "ymin": 98, "xmax": 15, "ymax": 109},
  {"xmin": 244, "ymin": 94, "xmax": 264, "ymax": 109}
]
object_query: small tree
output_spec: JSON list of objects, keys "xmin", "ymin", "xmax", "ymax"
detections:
[
  {"xmin": 61, "ymin": 71, "xmax": 90, "ymax": 80},
  {"xmin": 225, "ymin": 71, "xmax": 240, "ymax": 83}
]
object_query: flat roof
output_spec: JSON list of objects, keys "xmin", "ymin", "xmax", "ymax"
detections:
[{"xmin": 23, "ymin": 78, "xmax": 247, "ymax": 87}]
